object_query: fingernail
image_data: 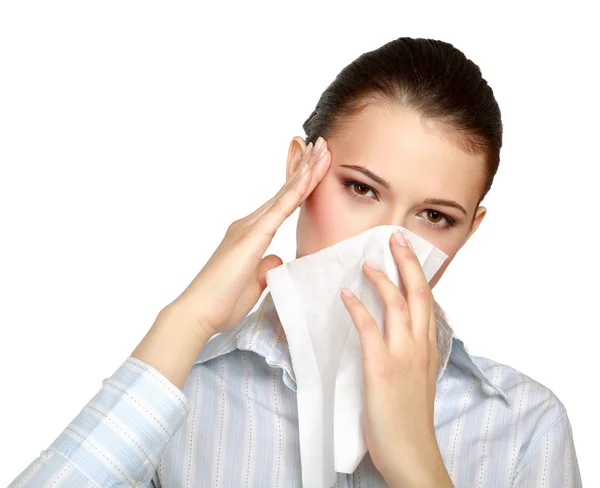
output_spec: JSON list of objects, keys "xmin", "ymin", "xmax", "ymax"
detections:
[
  {"xmin": 393, "ymin": 230, "xmax": 407, "ymax": 246},
  {"xmin": 364, "ymin": 259, "xmax": 379, "ymax": 270},
  {"xmin": 314, "ymin": 136, "xmax": 324, "ymax": 152},
  {"xmin": 304, "ymin": 142, "xmax": 313, "ymax": 156},
  {"xmin": 341, "ymin": 287, "xmax": 354, "ymax": 297},
  {"xmin": 315, "ymin": 145, "xmax": 328, "ymax": 163}
]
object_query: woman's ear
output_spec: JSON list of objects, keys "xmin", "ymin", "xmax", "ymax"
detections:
[
  {"xmin": 466, "ymin": 206, "xmax": 487, "ymax": 241},
  {"xmin": 286, "ymin": 136, "xmax": 308, "ymax": 180}
]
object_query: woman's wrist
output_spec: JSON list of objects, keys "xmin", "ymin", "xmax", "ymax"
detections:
[
  {"xmin": 379, "ymin": 439, "xmax": 453, "ymax": 488},
  {"xmin": 383, "ymin": 462, "xmax": 453, "ymax": 488},
  {"xmin": 131, "ymin": 304, "xmax": 214, "ymax": 390}
]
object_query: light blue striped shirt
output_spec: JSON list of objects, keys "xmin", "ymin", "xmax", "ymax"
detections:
[{"xmin": 9, "ymin": 291, "xmax": 582, "ymax": 487}]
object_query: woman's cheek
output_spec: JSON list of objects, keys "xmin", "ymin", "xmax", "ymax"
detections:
[
  {"xmin": 303, "ymin": 179, "xmax": 349, "ymax": 246},
  {"xmin": 427, "ymin": 240, "xmax": 463, "ymax": 289}
]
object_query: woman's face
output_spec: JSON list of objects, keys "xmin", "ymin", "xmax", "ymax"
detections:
[{"xmin": 287, "ymin": 102, "xmax": 488, "ymax": 289}]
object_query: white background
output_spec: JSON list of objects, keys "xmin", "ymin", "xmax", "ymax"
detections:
[{"xmin": 1, "ymin": 1, "xmax": 597, "ymax": 486}]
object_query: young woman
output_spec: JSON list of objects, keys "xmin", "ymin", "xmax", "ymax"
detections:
[{"xmin": 10, "ymin": 37, "xmax": 581, "ymax": 487}]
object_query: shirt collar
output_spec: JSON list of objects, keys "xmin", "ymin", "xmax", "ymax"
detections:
[{"xmin": 194, "ymin": 291, "xmax": 512, "ymax": 405}]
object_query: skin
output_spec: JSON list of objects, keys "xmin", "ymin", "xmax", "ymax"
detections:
[
  {"xmin": 287, "ymin": 101, "xmax": 488, "ymax": 289},
  {"xmin": 341, "ymin": 230, "xmax": 454, "ymax": 486},
  {"xmin": 283, "ymin": 101, "xmax": 490, "ymax": 486},
  {"xmin": 132, "ymin": 100, "xmax": 490, "ymax": 487}
]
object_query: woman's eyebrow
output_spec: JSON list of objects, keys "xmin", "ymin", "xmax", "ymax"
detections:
[
  {"xmin": 423, "ymin": 198, "xmax": 467, "ymax": 216},
  {"xmin": 339, "ymin": 164, "xmax": 467, "ymax": 216},
  {"xmin": 339, "ymin": 164, "xmax": 391, "ymax": 190}
]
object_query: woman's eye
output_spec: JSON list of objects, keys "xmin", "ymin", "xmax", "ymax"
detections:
[
  {"xmin": 341, "ymin": 179, "xmax": 455, "ymax": 228},
  {"xmin": 341, "ymin": 179, "xmax": 378, "ymax": 201},
  {"xmin": 419, "ymin": 210, "xmax": 455, "ymax": 228}
]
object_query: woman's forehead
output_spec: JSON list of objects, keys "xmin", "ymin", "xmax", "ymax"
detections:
[{"xmin": 328, "ymin": 103, "xmax": 486, "ymax": 204}]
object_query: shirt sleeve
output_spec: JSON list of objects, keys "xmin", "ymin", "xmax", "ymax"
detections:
[
  {"xmin": 8, "ymin": 356, "xmax": 190, "ymax": 487},
  {"xmin": 511, "ymin": 409, "xmax": 582, "ymax": 487}
]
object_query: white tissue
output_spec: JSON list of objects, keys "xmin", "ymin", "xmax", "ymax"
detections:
[{"xmin": 265, "ymin": 224, "xmax": 448, "ymax": 488}]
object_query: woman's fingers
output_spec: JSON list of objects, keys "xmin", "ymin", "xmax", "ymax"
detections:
[
  {"xmin": 355, "ymin": 231, "xmax": 435, "ymax": 357},
  {"xmin": 389, "ymin": 230, "xmax": 432, "ymax": 346},
  {"xmin": 239, "ymin": 142, "xmax": 314, "ymax": 226},
  {"xmin": 264, "ymin": 142, "xmax": 316, "ymax": 206},
  {"xmin": 171, "ymin": 137, "xmax": 330, "ymax": 337},
  {"xmin": 340, "ymin": 288, "xmax": 386, "ymax": 363},
  {"xmin": 360, "ymin": 259, "xmax": 412, "ymax": 353},
  {"xmin": 251, "ymin": 138, "xmax": 330, "ymax": 232},
  {"xmin": 429, "ymin": 297, "xmax": 440, "ymax": 372},
  {"xmin": 268, "ymin": 138, "xmax": 329, "ymax": 205}
]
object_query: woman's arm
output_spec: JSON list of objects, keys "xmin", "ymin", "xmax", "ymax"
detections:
[
  {"xmin": 7, "ymin": 347, "xmax": 192, "ymax": 487},
  {"xmin": 8, "ymin": 140, "xmax": 331, "ymax": 486},
  {"xmin": 7, "ymin": 304, "xmax": 212, "ymax": 488}
]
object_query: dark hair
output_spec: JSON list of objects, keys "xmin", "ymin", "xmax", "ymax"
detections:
[{"xmin": 302, "ymin": 37, "xmax": 502, "ymax": 211}]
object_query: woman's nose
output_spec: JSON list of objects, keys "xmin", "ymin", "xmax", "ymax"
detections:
[{"xmin": 382, "ymin": 209, "xmax": 407, "ymax": 228}]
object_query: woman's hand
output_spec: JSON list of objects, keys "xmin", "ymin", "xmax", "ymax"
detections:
[
  {"xmin": 164, "ymin": 137, "xmax": 331, "ymax": 338},
  {"xmin": 339, "ymin": 230, "xmax": 453, "ymax": 488}
]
